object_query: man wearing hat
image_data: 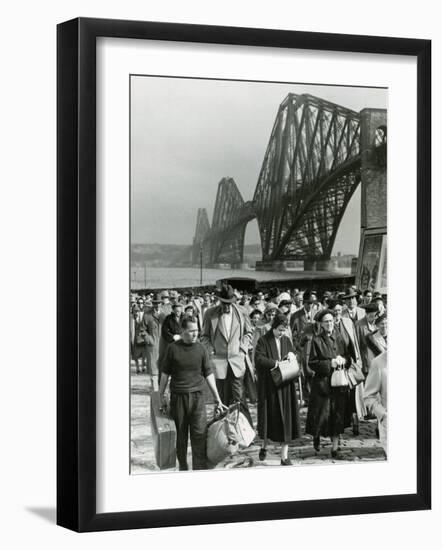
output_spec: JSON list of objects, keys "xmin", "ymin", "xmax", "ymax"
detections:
[
  {"xmin": 200, "ymin": 284, "xmax": 253, "ymax": 413},
  {"xmin": 355, "ymin": 302, "xmax": 379, "ymax": 375},
  {"xmin": 367, "ymin": 313, "xmax": 387, "ymax": 357},
  {"xmin": 142, "ymin": 297, "xmax": 162, "ymax": 391},
  {"xmin": 341, "ymin": 289, "xmax": 366, "ymax": 324}
]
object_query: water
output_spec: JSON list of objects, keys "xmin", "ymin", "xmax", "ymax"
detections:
[{"xmin": 130, "ymin": 266, "xmax": 351, "ymax": 290}]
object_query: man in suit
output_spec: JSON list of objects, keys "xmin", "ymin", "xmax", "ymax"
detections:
[
  {"xmin": 342, "ymin": 289, "xmax": 366, "ymax": 324},
  {"xmin": 290, "ymin": 290, "xmax": 318, "ymax": 342},
  {"xmin": 364, "ymin": 350, "xmax": 387, "ymax": 452},
  {"xmin": 200, "ymin": 284, "xmax": 253, "ymax": 414},
  {"xmin": 355, "ymin": 302, "xmax": 379, "ymax": 375}
]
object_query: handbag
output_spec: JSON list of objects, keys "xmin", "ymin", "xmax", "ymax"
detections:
[
  {"xmin": 347, "ymin": 360, "xmax": 365, "ymax": 389},
  {"xmin": 135, "ymin": 329, "xmax": 147, "ymax": 345},
  {"xmin": 271, "ymin": 351, "xmax": 300, "ymax": 387},
  {"xmin": 330, "ymin": 365, "xmax": 349, "ymax": 387}
]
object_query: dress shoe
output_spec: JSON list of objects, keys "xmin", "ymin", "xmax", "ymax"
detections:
[
  {"xmin": 280, "ymin": 458, "xmax": 292, "ymax": 466},
  {"xmin": 258, "ymin": 448, "xmax": 267, "ymax": 461},
  {"xmin": 313, "ymin": 436, "xmax": 320, "ymax": 452}
]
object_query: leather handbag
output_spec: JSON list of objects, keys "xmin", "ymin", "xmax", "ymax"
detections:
[
  {"xmin": 271, "ymin": 351, "xmax": 300, "ymax": 387},
  {"xmin": 347, "ymin": 360, "xmax": 365, "ymax": 389},
  {"xmin": 330, "ymin": 366, "xmax": 349, "ymax": 387},
  {"xmin": 135, "ymin": 329, "xmax": 147, "ymax": 345}
]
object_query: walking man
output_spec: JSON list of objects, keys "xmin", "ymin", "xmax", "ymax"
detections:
[
  {"xmin": 160, "ymin": 316, "xmax": 226, "ymax": 470},
  {"xmin": 201, "ymin": 284, "xmax": 253, "ymax": 415}
]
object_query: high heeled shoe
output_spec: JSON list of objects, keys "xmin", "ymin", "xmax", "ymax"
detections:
[{"xmin": 258, "ymin": 448, "xmax": 267, "ymax": 461}]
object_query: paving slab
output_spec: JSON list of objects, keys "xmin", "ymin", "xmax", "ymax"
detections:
[{"xmin": 130, "ymin": 366, "xmax": 386, "ymax": 474}]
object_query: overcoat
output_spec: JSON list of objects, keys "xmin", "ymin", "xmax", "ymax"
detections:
[
  {"xmin": 254, "ymin": 331, "xmax": 301, "ymax": 443},
  {"xmin": 355, "ymin": 317, "xmax": 376, "ymax": 375},
  {"xmin": 367, "ymin": 330, "xmax": 387, "ymax": 357},
  {"xmin": 142, "ymin": 312, "xmax": 161, "ymax": 375},
  {"xmin": 305, "ymin": 327, "xmax": 358, "ymax": 437},
  {"xmin": 342, "ymin": 306, "xmax": 366, "ymax": 324}
]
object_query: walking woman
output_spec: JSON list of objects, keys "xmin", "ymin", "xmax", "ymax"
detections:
[
  {"xmin": 254, "ymin": 312, "xmax": 302, "ymax": 465},
  {"xmin": 306, "ymin": 309, "xmax": 358, "ymax": 458}
]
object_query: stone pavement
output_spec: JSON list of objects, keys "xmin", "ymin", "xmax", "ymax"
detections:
[{"xmin": 130, "ymin": 366, "xmax": 385, "ymax": 474}]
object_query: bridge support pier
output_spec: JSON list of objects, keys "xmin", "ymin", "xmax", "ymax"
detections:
[
  {"xmin": 316, "ymin": 259, "xmax": 339, "ymax": 272},
  {"xmin": 256, "ymin": 260, "xmax": 290, "ymax": 271},
  {"xmin": 303, "ymin": 260, "xmax": 316, "ymax": 271}
]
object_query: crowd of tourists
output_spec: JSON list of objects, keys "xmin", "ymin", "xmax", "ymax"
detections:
[{"xmin": 130, "ymin": 284, "xmax": 387, "ymax": 470}]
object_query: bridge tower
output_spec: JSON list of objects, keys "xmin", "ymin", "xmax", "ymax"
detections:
[
  {"xmin": 253, "ymin": 93, "xmax": 362, "ymax": 271},
  {"xmin": 192, "ymin": 208, "xmax": 210, "ymax": 265},
  {"xmin": 356, "ymin": 109, "xmax": 387, "ymax": 291}
]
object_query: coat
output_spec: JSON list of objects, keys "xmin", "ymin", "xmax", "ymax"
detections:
[
  {"xmin": 290, "ymin": 307, "xmax": 315, "ymax": 348},
  {"xmin": 367, "ymin": 330, "xmax": 387, "ymax": 357},
  {"xmin": 142, "ymin": 312, "xmax": 161, "ymax": 374},
  {"xmin": 355, "ymin": 317, "xmax": 376, "ymax": 375},
  {"xmin": 342, "ymin": 306, "xmax": 366, "ymax": 324},
  {"xmin": 339, "ymin": 317, "xmax": 366, "ymax": 419},
  {"xmin": 200, "ymin": 303, "xmax": 252, "ymax": 379},
  {"xmin": 254, "ymin": 331, "xmax": 301, "ymax": 443},
  {"xmin": 364, "ymin": 351, "xmax": 387, "ymax": 449},
  {"xmin": 305, "ymin": 327, "xmax": 358, "ymax": 437}
]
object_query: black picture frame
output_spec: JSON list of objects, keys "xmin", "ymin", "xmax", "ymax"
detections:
[{"xmin": 57, "ymin": 17, "xmax": 431, "ymax": 532}]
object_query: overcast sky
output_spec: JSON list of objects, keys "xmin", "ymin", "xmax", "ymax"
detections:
[{"xmin": 131, "ymin": 77, "xmax": 387, "ymax": 255}]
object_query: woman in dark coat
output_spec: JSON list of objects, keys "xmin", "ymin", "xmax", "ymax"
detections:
[
  {"xmin": 306, "ymin": 309, "xmax": 358, "ymax": 458},
  {"xmin": 254, "ymin": 313, "xmax": 302, "ymax": 466}
]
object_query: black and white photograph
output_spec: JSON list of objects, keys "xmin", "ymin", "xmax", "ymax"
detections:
[{"xmin": 129, "ymin": 76, "xmax": 388, "ymax": 474}]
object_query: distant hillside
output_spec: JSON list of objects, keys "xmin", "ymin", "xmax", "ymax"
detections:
[
  {"xmin": 131, "ymin": 243, "xmax": 193, "ymax": 267},
  {"xmin": 131, "ymin": 243, "xmax": 262, "ymax": 267},
  {"xmin": 131, "ymin": 243, "xmax": 353, "ymax": 268}
]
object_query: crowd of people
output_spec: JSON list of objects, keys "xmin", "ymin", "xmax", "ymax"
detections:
[{"xmin": 130, "ymin": 283, "xmax": 388, "ymax": 470}]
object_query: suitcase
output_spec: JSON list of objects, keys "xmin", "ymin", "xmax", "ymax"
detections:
[{"xmin": 150, "ymin": 391, "xmax": 177, "ymax": 470}]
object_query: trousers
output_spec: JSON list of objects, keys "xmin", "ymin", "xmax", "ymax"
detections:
[
  {"xmin": 170, "ymin": 391, "xmax": 207, "ymax": 470},
  {"xmin": 216, "ymin": 366, "xmax": 253, "ymax": 427}
]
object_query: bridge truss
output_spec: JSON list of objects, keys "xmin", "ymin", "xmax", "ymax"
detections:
[{"xmin": 192, "ymin": 93, "xmax": 374, "ymax": 266}]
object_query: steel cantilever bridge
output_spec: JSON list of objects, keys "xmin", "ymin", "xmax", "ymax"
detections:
[{"xmin": 192, "ymin": 93, "xmax": 383, "ymax": 269}]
